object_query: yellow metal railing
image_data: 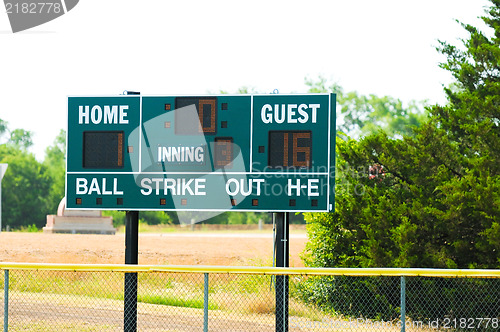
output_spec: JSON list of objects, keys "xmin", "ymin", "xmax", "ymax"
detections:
[{"xmin": 1, "ymin": 262, "xmax": 499, "ymax": 277}]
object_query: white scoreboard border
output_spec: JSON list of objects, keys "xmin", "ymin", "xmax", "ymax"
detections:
[{"xmin": 65, "ymin": 93, "xmax": 334, "ymax": 212}]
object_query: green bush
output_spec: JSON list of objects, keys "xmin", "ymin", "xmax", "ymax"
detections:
[
  {"xmin": 26, "ymin": 224, "xmax": 39, "ymax": 232},
  {"xmin": 104, "ymin": 210, "xmax": 173, "ymax": 227},
  {"xmin": 297, "ymin": 275, "xmax": 500, "ymax": 323}
]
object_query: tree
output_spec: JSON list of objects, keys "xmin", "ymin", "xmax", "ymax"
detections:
[
  {"xmin": 43, "ymin": 129, "xmax": 66, "ymax": 214},
  {"xmin": 305, "ymin": 76, "xmax": 427, "ymax": 138},
  {"xmin": 0, "ymin": 119, "xmax": 48, "ymax": 228},
  {"xmin": 300, "ymin": 3, "xmax": 500, "ymax": 320},
  {"xmin": 0, "ymin": 119, "xmax": 34, "ymax": 149},
  {"xmin": 0, "ymin": 145, "xmax": 52, "ymax": 229},
  {"xmin": 0, "ymin": 119, "xmax": 8, "ymax": 140},
  {"xmin": 8, "ymin": 128, "xmax": 33, "ymax": 149},
  {"xmin": 303, "ymin": 1, "xmax": 500, "ymax": 271}
]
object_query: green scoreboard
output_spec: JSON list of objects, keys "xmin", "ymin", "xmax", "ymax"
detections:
[{"xmin": 66, "ymin": 94, "xmax": 336, "ymax": 212}]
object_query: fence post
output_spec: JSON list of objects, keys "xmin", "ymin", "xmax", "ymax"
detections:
[
  {"xmin": 400, "ymin": 276, "xmax": 406, "ymax": 332},
  {"xmin": 3, "ymin": 270, "xmax": 8, "ymax": 332},
  {"xmin": 203, "ymin": 273, "xmax": 209, "ymax": 332}
]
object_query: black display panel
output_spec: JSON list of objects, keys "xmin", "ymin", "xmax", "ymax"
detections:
[
  {"xmin": 83, "ymin": 131, "xmax": 124, "ymax": 169},
  {"xmin": 268, "ymin": 131, "xmax": 312, "ymax": 168},
  {"xmin": 175, "ymin": 97, "xmax": 217, "ymax": 135}
]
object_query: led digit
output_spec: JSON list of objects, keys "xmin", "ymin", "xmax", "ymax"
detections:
[
  {"xmin": 198, "ymin": 99, "xmax": 217, "ymax": 134},
  {"xmin": 175, "ymin": 97, "xmax": 218, "ymax": 135},
  {"xmin": 83, "ymin": 131, "xmax": 124, "ymax": 169},
  {"xmin": 268, "ymin": 130, "xmax": 312, "ymax": 168},
  {"xmin": 214, "ymin": 137, "xmax": 233, "ymax": 169},
  {"xmin": 292, "ymin": 132, "xmax": 311, "ymax": 167}
]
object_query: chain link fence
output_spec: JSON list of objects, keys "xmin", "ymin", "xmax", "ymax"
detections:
[{"xmin": 1, "ymin": 264, "xmax": 500, "ymax": 331}]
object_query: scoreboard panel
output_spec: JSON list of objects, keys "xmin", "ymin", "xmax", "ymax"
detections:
[{"xmin": 66, "ymin": 94, "xmax": 335, "ymax": 212}]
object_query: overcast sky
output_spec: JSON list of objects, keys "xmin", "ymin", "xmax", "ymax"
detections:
[{"xmin": 0, "ymin": 0, "xmax": 491, "ymax": 160}]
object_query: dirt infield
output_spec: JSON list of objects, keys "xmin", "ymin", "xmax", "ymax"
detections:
[{"xmin": 0, "ymin": 231, "xmax": 308, "ymax": 266}]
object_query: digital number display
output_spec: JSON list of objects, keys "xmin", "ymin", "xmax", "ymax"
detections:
[
  {"xmin": 268, "ymin": 131, "xmax": 312, "ymax": 168},
  {"xmin": 83, "ymin": 131, "xmax": 124, "ymax": 169},
  {"xmin": 214, "ymin": 137, "xmax": 233, "ymax": 169},
  {"xmin": 175, "ymin": 97, "xmax": 217, "ymax": 135}
]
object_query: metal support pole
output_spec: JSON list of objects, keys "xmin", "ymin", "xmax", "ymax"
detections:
[
  {"xmin": 124, "ymin": 211, "xmax": 139, "ymax": 332},
  {"xmin": 275, "ymin": 212, "xmax": 289, "ymax": 332},
  {"xmin": 203, "ymin": 273, "xmax": 209, "ymax": 332},
  {"xmin": 4, "ymin": 270, "xmax": 9, "ymax": 332},
  {"xmin": 400, "ymin": 276, "xmax": 406, "ymax": 332}
]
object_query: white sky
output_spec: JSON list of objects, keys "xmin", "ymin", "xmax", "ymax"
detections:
[{"xmin": 0, "ymin": 0, "xmax": 491, "ymax": 160}]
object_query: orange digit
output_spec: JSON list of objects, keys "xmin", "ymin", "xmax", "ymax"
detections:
[
  {"xmin": 198, "ymin": 99, "xmax": 216, "ymax": 134},
  {"xmin": 293, "ymin": 132, "xmax": 310, "ymax": 167}
]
